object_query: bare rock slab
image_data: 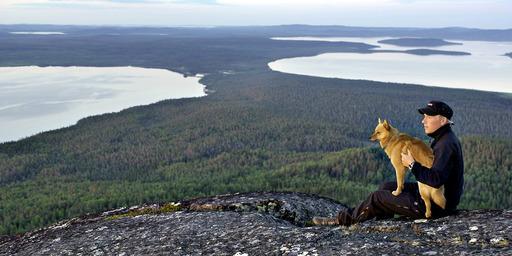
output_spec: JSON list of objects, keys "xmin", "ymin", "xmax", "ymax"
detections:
[{"xmin": 1, "ymin": 192, "xmax": 510, "ymax": 255}]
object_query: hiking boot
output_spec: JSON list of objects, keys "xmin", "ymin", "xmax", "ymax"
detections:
[
  {"xmin": 337, "ymin": 209, "xmax": 357, "ymax": 226},
  {"xmin": 312, "ymin": 216, "xmax": 339, "ymax": 226}
]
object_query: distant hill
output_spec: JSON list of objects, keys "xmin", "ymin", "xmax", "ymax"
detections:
[
  {"xmin": 506, "ymin": 52, "xmax": 512, "ymax": 58},
  {"xmin": 377, "ymin": 38, "xmax": 462, "ymax": 47},
  {"xmin": 1, "ymin": 24, "xmax": 512, "ymax": 41},
  {"xmin": 0, "ymin": 25, "xmax": 511, "ymax": 236}
]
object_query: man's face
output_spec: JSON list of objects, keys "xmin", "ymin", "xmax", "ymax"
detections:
[{"xmin": 421, "ymin": 114, "xmax": 446, "ymax": 134}]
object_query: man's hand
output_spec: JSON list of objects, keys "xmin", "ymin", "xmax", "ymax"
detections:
[{"xmin": 401, "ymin": 149, "xmax": 415, "ymax": 168}]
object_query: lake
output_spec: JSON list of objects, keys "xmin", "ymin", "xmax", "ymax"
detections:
[
  {"xmin": 269, "ymin": 37, "xmax": 512, "ymax": 94},
  {"xmin": 0, "ymin": 66, "xmax": 206, "ymax": 143},
  {"xmin": 9, "ymin": 32, "xmax": 66, "ymax": 35}
]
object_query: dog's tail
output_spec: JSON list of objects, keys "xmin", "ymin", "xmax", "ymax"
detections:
[{"xmin": 432, "ymin": 186, "xmax": 447, "ymax": 209}]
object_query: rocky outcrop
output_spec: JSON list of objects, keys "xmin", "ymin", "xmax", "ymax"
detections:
[{"xmin": 1, "ymin": 192, "xmax": 510, "ymax": 255}]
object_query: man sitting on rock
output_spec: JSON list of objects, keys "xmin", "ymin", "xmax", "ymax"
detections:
[{"xmin": 313, "ymin": 101, "xmax": 464, "ymax": 226}]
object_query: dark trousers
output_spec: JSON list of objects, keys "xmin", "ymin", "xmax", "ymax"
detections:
[{"xmin": 337, "ymin": 181, "xmax": 445, "ymax": 225}]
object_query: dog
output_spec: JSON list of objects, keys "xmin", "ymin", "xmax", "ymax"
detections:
[{"xmin": 369, "ymin": 118, "xmax": 446, "ymax": 218}]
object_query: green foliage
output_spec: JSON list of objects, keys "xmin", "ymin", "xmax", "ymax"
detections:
[
  {"xmin": 459, "ymin": 136, "xmax": 512, "ymax": 209},
  {"xmin": 1, "ymin": 138, "xmax": 510, "ymax": 235}
]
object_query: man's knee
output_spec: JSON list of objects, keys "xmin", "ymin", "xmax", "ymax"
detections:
[
  {"xmin": 368, "ymin": 190, "xmax": 393, "ymax": 206},
  {"xmin": 379, "ymin": 181, "xmax": 397, "ymax": 191}
]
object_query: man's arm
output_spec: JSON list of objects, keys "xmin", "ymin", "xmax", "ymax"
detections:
[{"xmin": 410, "ymin": 143, "xmax": 454, "ymax": 188}]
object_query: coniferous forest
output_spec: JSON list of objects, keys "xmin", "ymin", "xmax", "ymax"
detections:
[{"xmin": 0, "ymin": 25, "xmax": 511, "ymax": 235}]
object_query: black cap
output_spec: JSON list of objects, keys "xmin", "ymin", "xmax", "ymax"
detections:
[{"xmin": 418, "ymin": 101, "xmax": 453, "ymax": 120}]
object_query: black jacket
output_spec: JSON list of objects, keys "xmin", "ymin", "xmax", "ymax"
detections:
[{"xmin": 411, "ymin": 124, "xmax": 464, "ymax": 212}]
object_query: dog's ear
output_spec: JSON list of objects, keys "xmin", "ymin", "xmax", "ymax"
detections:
[
  {"xmin": 378, "ymin": 118, "xmax": 382, "ymax": 124},
  {"xmin": 383, "ymin": 119, "xmax": 390, "ymax": 130}
]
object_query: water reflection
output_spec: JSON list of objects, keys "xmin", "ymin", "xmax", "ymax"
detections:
[
  {"xmin": 0, "ymin": 66, "xmax": 206, "ymax": 143},
  {"xmin": 269, "ymin": 37, "xmax": 512, "ymax": 93}
]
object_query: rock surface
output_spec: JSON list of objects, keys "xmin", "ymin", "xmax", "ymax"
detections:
[{"xmin": 1, "ymin": 192, "xmax": 511, "ymax": 255}]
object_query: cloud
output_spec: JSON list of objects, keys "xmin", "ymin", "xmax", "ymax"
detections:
[
  {"xmin": 216, "ymin": 0, "xmax": 396, "ymax": 6},
  {"xmin": 2, "ymin": 0, "xmax": 505, "ymax": 8},
  {"xmin": 1, "ymin": 0, "xmax": 219, "ymax": 12},
  {"xmin": 2, "ymin": 0, "xmax": 216, "ymax": 6},
  {"xmin": 1, "ymin": 0, "xmax": 510, "ymax": 28},
  {"xmin": 1, "ymin": 0, "xmax": 46, "ymax": 6},
  {"xmin": 216, "ymin": 0, "xmax": 505, "ymax": 6}
]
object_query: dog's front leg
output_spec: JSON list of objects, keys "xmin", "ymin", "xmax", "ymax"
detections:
[
  {"xmin": 419, "ymin": 183, "xmax": 433, "ymax": 218},
  {"xmin": 423, "ymin": 197, "xmax": 432, "ymax": 218},
  {"xmin": 391, "ymin": 160, "xmax": 406, "ymax": 196}
]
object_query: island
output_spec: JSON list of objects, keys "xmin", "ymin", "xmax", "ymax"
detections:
[
  {"xmin": 378, "ymin": 38, "xmax": 462, "ymax": 47},
  {"xmin": 374, "ymin": 48, "xmax": 471, "ymax": 56},
  {"xmin": 404, "ymin": 48, "xmax": 470, "ymax": 56}
]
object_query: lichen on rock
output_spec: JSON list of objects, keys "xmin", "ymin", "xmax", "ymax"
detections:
[{"xmin": 0, "ymin": 192, "xmax": 510, "ymax": 255}]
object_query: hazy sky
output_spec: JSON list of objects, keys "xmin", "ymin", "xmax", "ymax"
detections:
[{"xmin": 0, "ymin": 0, "xmax": 511, "ymax": 29}]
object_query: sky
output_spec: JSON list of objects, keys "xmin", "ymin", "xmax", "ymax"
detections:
[{"xmin": 0, "ymin": 0, "xmax": 511, "ymax": 29}]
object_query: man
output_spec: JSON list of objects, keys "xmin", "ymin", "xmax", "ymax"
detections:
[{"xmin": 313, "ymin": 101, "xmax": 464, "ymax": 226}]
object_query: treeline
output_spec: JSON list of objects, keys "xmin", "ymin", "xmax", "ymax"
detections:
[{"xmin": 2, "ymin": 25, "xmax": 511, "ymax": 41}]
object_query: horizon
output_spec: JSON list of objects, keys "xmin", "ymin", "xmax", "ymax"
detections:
[
  {"xmin": 2, "ymin": 23, "xmax": 512, "ymax": 31},
  {"xmin": 1, "ymin": 0, "xmax": 511, "ymax": 30}
]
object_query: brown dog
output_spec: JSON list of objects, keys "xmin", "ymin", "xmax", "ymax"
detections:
[{"xmin": 370, "ymin": 118, "xmax": 446, "ymax": 218}]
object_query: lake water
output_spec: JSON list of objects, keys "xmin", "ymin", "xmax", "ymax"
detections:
[
  {"xmin": 9, "ymin": 32, "xmax": 66, "ymax": 35},
  {"xmin": 0, "ymin": 66, "xmax": 206, "ymax": 143},
  {"xmin": 269, "ymin": 37, "xmax": 512, "ymax": 94}
]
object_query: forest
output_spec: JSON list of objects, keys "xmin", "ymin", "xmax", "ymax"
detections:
[{"xmin": 0, "ymin": 25, "xmax": 511, "ymax": 235}]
